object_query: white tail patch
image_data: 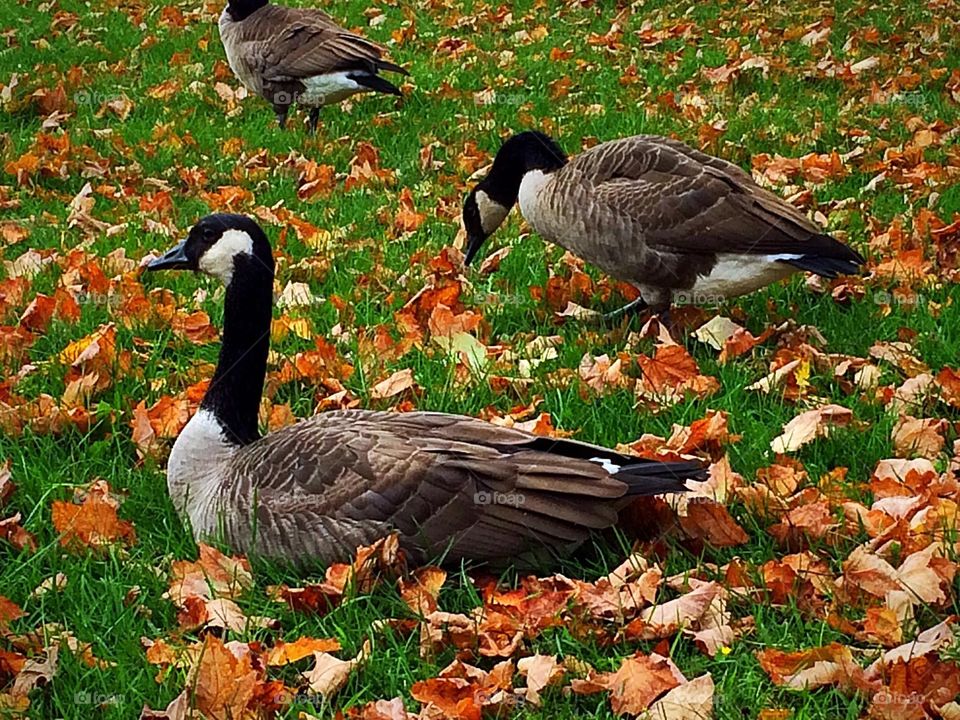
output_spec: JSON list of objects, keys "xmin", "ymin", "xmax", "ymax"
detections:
[
  {"xmin": 589, "ymin": 456, "xmax": 621, "ymax": 475},
  {"xmin": 685, "ymin": 252, "xmax": 799, "ymax": 299},
  {"xmin": 300, "ymin": 72, "xmax": 363, "ymax": 106}
]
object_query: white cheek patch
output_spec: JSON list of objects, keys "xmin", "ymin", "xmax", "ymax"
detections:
[
  {"xmin": 199, "ymin": 229, "xmax": 254, "ymax": 285},
  {"xmin": 475, "ymin": 190, "xmax": 510, "ymax": 235}
]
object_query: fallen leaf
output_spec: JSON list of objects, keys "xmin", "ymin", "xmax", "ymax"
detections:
[
  {"xmin": 770, "ymin": 405, "xmax": 854, "ymax": 453},
  {"xmin": 370, "ymin": 368, "xmax": 416, "ymax": 400},
  {"xmin": 680, "ymin": 501, "xmax": 749, "ymax": 547},
  {"xmin": 756, "ymin": 643, "xmax": 872, "ymax": 692},
  {"xmin": 305, "ymin": 640, "xmax": 369, "ymax": 697},
  {"xmin": 265, "ymin": 637, "xmax": 342, "ymax": 666},
  {"xmin": 627, "ymin": 582, "xmax": 723, "ymax": 640},
  {"xmin": 891, "ymin": 415, "xmax": 947, "ymax": 459},
  {"xmin": 0, "ymin": 513, "xmax": 36, "ymax": 553},
  {"xmin": 516, "ymin": 655, "xmax": 564, "ymax": 706},
  {"xmin": 693, "ymin": 316, "xmax": 743, "ymax": 351},
  {"xmin": 191, "ymin": 635, "xmax": 259, "ymax": 720},
  {"xmin": 399, "ymin": 567, "xmax": 447, "ymax": 615},
  {"xmin": 0, "ymin": 596, "xmax": 24, "ymax": 632},
  {"xmin": 166, "ymin": 544, "xmax": 253, "ymax": 604},
  {"xmin": 0, "ymin": 461, "xmax": 12, "ymax": 506},
  {"xmin": 606, "ymin": 653, "xmax": 685, "ymax": 715},
  {"xmin": 51, "ymin": 482, "xmax": 136, "ymax": 551},
  {"xmin": 10, "ymin": 644, "xmax": 57, "ymax": 698},
  {"xmin": 647, "ymin": 673, "xmax": 715, "ymax": 720}
]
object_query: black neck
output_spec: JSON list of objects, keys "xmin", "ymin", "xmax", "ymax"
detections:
[
  {"xmin": 481, "ymin": 131, "xmax": 569, "ymax": 207},
  {"xmin": 201, "ymin": 253, "xmax": 274, "ymax": 446},
  {"xmin": 227, "ymin": 0, "xmax": 268, "ymax": 21}
]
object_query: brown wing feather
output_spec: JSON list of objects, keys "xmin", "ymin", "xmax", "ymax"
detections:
[
  {"xmin": 250, "ymin": 5, "xmax": 385, "ymax": 82},
  {"xmin": 579, "ymin": 135, "xmax": 844, "ymax": 257},
  {"xmin": 264, "ymin": 27, "xmax": 388, "ymax": 80},
  {"xmin": 225, "ymin": 410, "xmax": 691, "ymax": 565},
  {"xmin": 232, "ymin": 5, "xmax": 395, "ymax": 81}
]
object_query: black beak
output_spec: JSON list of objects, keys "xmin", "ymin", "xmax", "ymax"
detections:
[
  {"xmin": 464, "ymin": 233, "xmax": 487, "ymax": 266},
  {"xmin": 145, "ymin": 241, "xmax": 190, "ymax": 271}
]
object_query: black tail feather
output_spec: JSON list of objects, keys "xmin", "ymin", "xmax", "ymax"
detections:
[
  {"xmin": 616, "ymin": 460, "xmax": 706, "ymax": 496},
  {"xmin": 783, "ymin": 255, "xmax": 864, "ymax": 279},
  {"xmin": 781, "ymin": 234, "xmax": 866, "ymax": 279},
  {"xmin": 351, "ymin": 72, "xmax": 403, "ymax": 96},
  {"xmin": 512, "ymin": 435, "xmax": 704, "ymax": 496},
  {"xmin": 375, "ymin": 59, "xmax": 409, "ymax": 76}
]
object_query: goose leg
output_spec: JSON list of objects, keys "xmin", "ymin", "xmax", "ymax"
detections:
[
  {"xmin": 307, "ymin": 108, "xmax": 321, "ymax": 135},
  {"xmin": 275, "ymin": 110, "xmax": 289, "ymax": 130},
  {"xmin": 653, "ymin": 305, "xmax": 672, "ymax": 330},
  {"xmin": 603, "ymin": 296, "xmax": 649, "ymax": 320}
]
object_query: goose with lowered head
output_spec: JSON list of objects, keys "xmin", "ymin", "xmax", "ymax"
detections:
[
  {"xmin": 219, "ymin": 0, "xmax": 408, "ymax": 133},
  {"xmin": 462, "ymin": 131, "xmax": 865, "ymax": 320},
  {"xmin": 144, "ymin": 214, "xmax": 705, "ymax": 567}
]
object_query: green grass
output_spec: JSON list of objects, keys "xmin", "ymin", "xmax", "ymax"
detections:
[{"xmin": 0, "ymin": 0, "xmax": 958, "ymax": 717}]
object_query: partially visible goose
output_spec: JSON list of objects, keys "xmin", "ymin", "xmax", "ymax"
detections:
[
  {"xmin": 462, "ymin": 132, "xmax": 865, "ymax": 318},
  {"xmin": 144, "ymin": 214, "xmax": 704, "ymax": 567},
  {"xmin": 219, "ymin": 0, "xmax": 408, "ymax": 133}
]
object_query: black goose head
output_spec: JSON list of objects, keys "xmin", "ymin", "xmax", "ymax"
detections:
[
  {"xmin": 146, "ymin": 213, "xmax": 275, "ymax": 285},
  {"xmin": 463, "ymin": 131, "xmax": 568, "ymax": 265},
  {"xmin": 225, "ymin": 0, "xmax": 269, "ymax": 21},
  {"xmin": 146, "ymin": 214, "xmax": 275, "ymax": 447}
]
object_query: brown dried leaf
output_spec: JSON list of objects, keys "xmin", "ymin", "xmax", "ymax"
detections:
[
  {"xmin": 891, "ymin": 415, "xmax": 947, "ymax": 459},
  {"xmin": 167, "ymin": 544, "xmax": 253, "ymax": 604},
  {"xmin": 756, "ymin": 643, "xmax": 873, "ymax": 692},
  {"xmin": 770, "ymin": 405, "xmax": 853, "ymax": 453},
  {"xmin": 516, "ymin": 655, "xmax": 564, "ymax": 706},
  {"xmin": 370, "ymin": 368, "xmax": 416, "ymax": 400},
  {"xmin": 305, "ymin": 640, "xmax": 369, "ymax": 698},
  {"xmin": 51, "ymin": 482, "xmax": 135, "ymax": 551}
]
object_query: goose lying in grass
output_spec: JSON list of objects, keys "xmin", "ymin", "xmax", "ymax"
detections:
[
  {"xmin": 144, "ymin": 214, "xmax": 705, "ymax": 567},
  {"xmin": 462, "ymin": 131, "xmax": 865, "ymax": 321},
  {"xmin": 219, "ymin": 0, "xmax": 408, "ymax": 133}
]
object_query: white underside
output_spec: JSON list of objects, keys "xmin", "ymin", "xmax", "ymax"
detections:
[
  {"xmin": 680, "ymin": 253, "xmax": 800, "ymax": 300},
  {"xmin": 166, "ymin": 409, "xmax": 235, "ymax": 537},
  {"xmin": 299, "ymin": 72, "xmax": 363, "ymax": 106}
]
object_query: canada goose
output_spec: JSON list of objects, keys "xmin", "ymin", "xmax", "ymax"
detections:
[
  {"xmin": 462, "ymin": 132, "xmax": 865, "ymax": 319},
  {"xmin": 219, "ymin": 0, "xmax": 408, "ymax": 133},
  {"xmin": 144, "ymin": 214, "xmax": 704, "ymax": 567}
]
